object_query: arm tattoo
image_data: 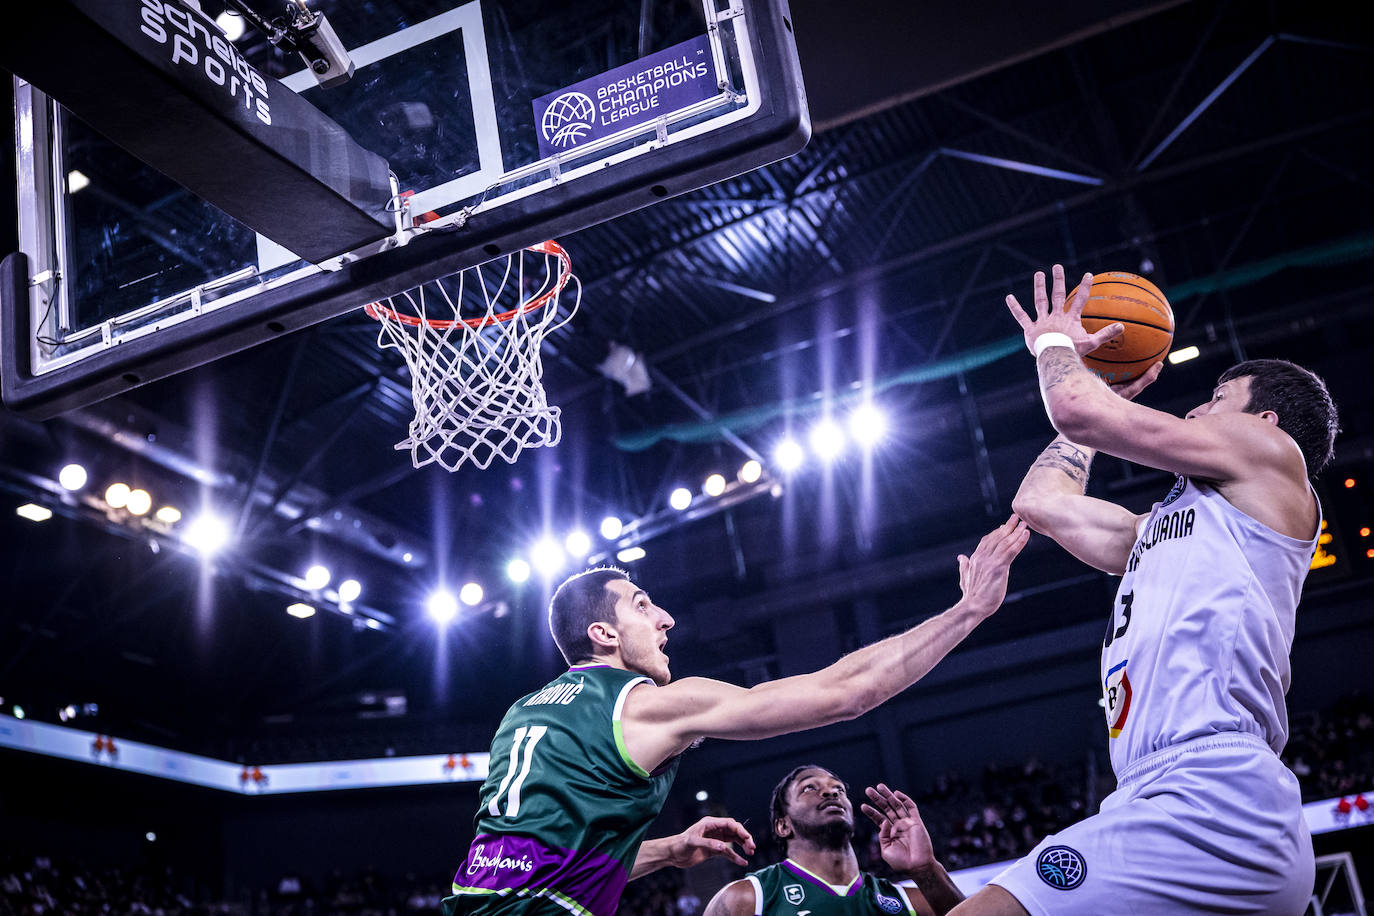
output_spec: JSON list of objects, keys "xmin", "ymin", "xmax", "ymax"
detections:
[
  {"xmin": 1037, "ymin": 346, "xmax": 1090, "ymax": 396},
  {"xmin": 1031, "ymin": 436, "xmax": 1095, "ymax": 491}
]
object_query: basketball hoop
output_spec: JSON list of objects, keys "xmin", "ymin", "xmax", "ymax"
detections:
[{"xmin": 364, "ymin": 240, "xmax": 579, "ymax": 471}]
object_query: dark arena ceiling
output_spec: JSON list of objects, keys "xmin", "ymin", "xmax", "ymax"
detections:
[{"xmin": 1, "ymin": 0, "xmax": 1372, "ymax": 764}]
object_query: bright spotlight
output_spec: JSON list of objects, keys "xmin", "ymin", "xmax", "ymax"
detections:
[
  {"xmin": 67, "ymin": 170, "xmax": 90, "ymax": 193},
  {"xmin": 12, "ymin": 706, "xmax": 24, "ymax": 720},
  {"xmin": 105, "ymin": 482, "xmax": 131, "ymax": 509},
  {"xmin": 16, "ymin": 504, "xmax": 53, "ymax": 522},
  {"xmin": 848, "ymin": 403, "xmax": 889, "ymax": 447},
  {"xmin": 126, "ymin": 488, "xmax": 152, "ymax": 517},
  {"xmin": 286, "ymin": 603, "xmax": 316, "ymax": 619},
  {"xmin": 304, "ymin": 565, "xmax": 331, "ymax": 590},
  {"xmin": 600, "ymin": 516, "xmax": 624, "ymax": 540},
  {"xmin": 808, "ymin": 419, "xmax": 845, "ymax": 461},
  {"xmin": 564, "ymin": 530, "xmax": 592, "ymax": 558},
  {"xmin": 427, "ymin": 590, "xmax": 459, "ymax": 623},
  {"xmin": 695, "ymin": 790, "xmax": 709, "ymax": 802},
  {"xmin": 616, "ymin": 546, "xmax": 646, "ymax": 563},
  {"xmin": 459, "ymin": 582, "xmax": 484, "ymax": 606},
  {"xmin": 155, "ymin": 506, "xmax": 182, "ymax": 524},
  {"xmin": 184, "ymin": 515, "xmax": 231, "ymax": 555},
  {"xmin": 338, "ymin": 579, "xmax": 362, "ymax": 603},
  {"xmin": 669, "ymin": 487, "xmax": 692, "ymax": 511},
  {"xmin": 58, "ymin": 463, "xmax": 88, "ymax": 491},
  {"xmin": 773, "ymin": 439, "xmax": 804, "ymax": 473},
  {"xmin": 1167, "ymin": 345, "xmax": 1200, "ymax": 365},
  {"xmin": 738, "ymin": 459, "xmax": 762, "ymax": 483},
  {"xmin": 531, "ymin": 538, "xmax": 565, "ymax": 575},
  {"xmin": 507, "ymin": 558, "xmax": 531, "ymax": 583},
  {"xmin": 215, "ymin": 10, "xmax": 245, "ymax": 41},
  {"xmin": 703, "ymin": 474, "xmax": 726, "ymax": 497},
  {"xmin": 145, "ymin": 831, "xmax": 157, "ymax": 843}
]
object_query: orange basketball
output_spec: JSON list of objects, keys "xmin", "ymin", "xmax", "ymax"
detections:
[{"xmin": 1072, "ymin": 271, "xmax": 1174, "ymax": 384}]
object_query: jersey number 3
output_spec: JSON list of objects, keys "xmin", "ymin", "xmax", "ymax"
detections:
[
  {"xmin": 1104, "ymin": 591, "xmax": 1134, "ymax": 648},
  {"xmin": 489, "ymin": 725, "xmax": 547, "ymax": 818}
]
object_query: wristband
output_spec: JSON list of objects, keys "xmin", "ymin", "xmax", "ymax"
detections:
[{"xmin": 1032, "ymin": 332, "xmax": 1075, "ymax": 358}]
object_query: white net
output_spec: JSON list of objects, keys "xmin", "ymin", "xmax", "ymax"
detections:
[{"xmin": 365, "ymin": 241, "xmax": 579, "ymax": 471}]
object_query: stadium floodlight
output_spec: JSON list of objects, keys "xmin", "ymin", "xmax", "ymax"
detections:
[
  {"xmin": 459, "ymin": 582, "xmax": 484, "ymax": 606},
  {"xmin": 600, "ymin": 516, "xmax": 624, "ymax": 540},
  {"xmin": 338, "ymin": 579, "xmax": 362, "ymax": 603},
  {"xmin": 808, "ymin": 419, "xmax": 845, "ymax": 461},
  {"xmin": 616, "ymin": 546, "xmax": 646, "ymax": 563},
  {"xmin": 427, "ymin": 590, "xmax": 459, "ymax": 623},
  {"xmin": 286, "ymin": 603, "xmax": 316, "ymax": 619},
  {"xmin": 104, "ymin": 482, "xmax": 131, "ymax": 509},
  {"xmin": 126, "ymin": 488, "xmax": 153, "ymax": 517},
  {"xmin": 1168, "ymin": 346, "xmax": 1200, "ymax": 365},
  {"xmin": 215, "ymin": 10, "xmax": 245, "ymax": 41},
  {"xmin": 564, "ymin": 529, "xmax": 592, "ymax": 558},
  {"xmin": 531, "ymin": 537, "xmax": 565, "ymax": 575},
  {"xmin": 58, "ymin": 463, "xmax": 88, "ymax": 491},
  {"xmin": 304, "ymin": 564, "xmax": 332, "ymax": 590},
  {"xmin": 507, "ymin": 558, "xmax": 532, "ymax": 583},
  {"xmin": 184, "ymin": 515, "xmax": 231, "ymax": 555},
  {"xmin": 695, "ymin": 790, "xmax": 709, "ymax": 802},
  {"xmin": 848, "ymin": 402, "xmax": 888, "ymax": 446},
  {"xmin": 703, "ymin": 474, "xmax": 726, "ymax": 497},
  {"xmin": 155, "ymin": 506, "xmax": 182, "ymax": 524},
  {"xmin": 738, "ymin": 459, "xmax": 762, "ymax": 483},
  {"xmin": 16, "ymin": 504, "xmax": 52, "ymax": 522},
  {"xmin": 67, "ymin": 170, "xmax": 90, "ymax": 193},
  {"xmin": 669, "ymin": 487, "xmax": 692, "ymax": 511},
  {"xmin": 773, "ymin": 438, "xmax": 804, "ymax": 473}
]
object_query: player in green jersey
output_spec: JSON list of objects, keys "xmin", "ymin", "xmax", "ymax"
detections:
[
  {"xmin": 704, "ymin": 765, "xmax": 963, "ymax": 916},
  {"xmin": 444, "ymin": 516, "xmax": 1028, "ymax": 916}
]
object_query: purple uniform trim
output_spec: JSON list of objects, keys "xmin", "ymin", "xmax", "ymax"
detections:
[{"xmin": 453, "ymin": 833, "xmax": 628, "ymax": 916}]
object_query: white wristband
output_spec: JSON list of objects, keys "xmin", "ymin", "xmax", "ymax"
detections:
[{"xmin": 1032, "ymin": 332, "xmax": 1075, "ymax": 358}]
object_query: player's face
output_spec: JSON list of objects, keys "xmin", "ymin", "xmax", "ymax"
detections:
[
  {"xmin": 605, "ymin": 578, "xmax": 675, "ymax": 685},
  {"xmin": 1186, "ymin": 375, "xmax": 1254, "ymax": 420},
  {"xmin": 785, "ymin": 768, "xmax": 853, "ymax": 831}
]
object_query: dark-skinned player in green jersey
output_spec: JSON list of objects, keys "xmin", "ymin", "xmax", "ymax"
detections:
[
  {"xmin": 705, "ymin": 765, "xmax": 964, "ymax": 916},
  {"xmin": 443, "ymin": 516, "xmax": 1028, "ymax": 916}
]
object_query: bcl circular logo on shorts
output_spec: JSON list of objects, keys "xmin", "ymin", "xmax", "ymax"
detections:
[{"xmin": 1036, "ymin": 845, "xmax": 1087, "ymax": 890}]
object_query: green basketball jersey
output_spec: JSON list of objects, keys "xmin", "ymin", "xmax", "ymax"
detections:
[
  {"xmin": 746, "ymin": 860, "xmax": 916, "ymax": 916},
  {"xmin": 443, "ymin": 664, "xmax": 679, "ymax": 916}
]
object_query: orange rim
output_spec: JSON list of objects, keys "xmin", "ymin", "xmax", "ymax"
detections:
[{"xmin": 363, "ymin": 240, "xmax": 572, "ymax": 330}]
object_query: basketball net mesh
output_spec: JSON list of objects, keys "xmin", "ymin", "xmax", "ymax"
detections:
[{"xmin": 365, "ymin": 241, "xmax": 579, "ymax": 471}]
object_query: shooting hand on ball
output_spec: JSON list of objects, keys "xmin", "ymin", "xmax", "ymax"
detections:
[{"xmin": 1006, "ymin": 264, "xmax": 1124, "ymax": 358}]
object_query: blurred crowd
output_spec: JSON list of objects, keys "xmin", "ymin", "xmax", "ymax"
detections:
[{"xmin": 1282, "ymin": 691, "xmax": 1374, "ymax": 802}]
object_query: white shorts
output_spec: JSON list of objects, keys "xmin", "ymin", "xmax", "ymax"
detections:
[{"xmin": 989, "ymin": 733, "xmax": 1314, "ymax": 916}]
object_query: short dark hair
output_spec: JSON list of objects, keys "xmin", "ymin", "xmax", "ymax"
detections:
[
  {"xmin": 768, "ymin": 764, "xmax": 842, "ymax": 857},
  {"xmin": 1218, "ymin": 359, "xmax": 1338, "ymax": 475},
  {"xmin": 548, "ymin": 567, "xmax": 630, "ymax": 665}
]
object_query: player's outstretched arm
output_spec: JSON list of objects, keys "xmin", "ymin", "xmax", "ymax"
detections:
[
  {"xmin": 703, "ymin": 879, "xmax": 756, "ymax": 916},
  {"xmin": 622, "ymin": 518, "xmax": 1029, "ymax": 771},
  {"xmin": 1005, "ymin": 265, "xmax": 1295, "ymax": 484},
  {"xmin": 631, "ymin": 816, "xmax": 755, "ymax": 879},
  {"xmin": 862, "ymin": 783, "xmax": 959, "ymax": 916},
  {"xmin": 1011, "ymin": 435, "xmax": 1143, "ymax": 575}
]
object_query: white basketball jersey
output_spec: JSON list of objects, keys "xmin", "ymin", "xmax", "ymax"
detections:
[{"xmin": 1101, "ymin": 476, "xmax": 1319, "ymax": 775}]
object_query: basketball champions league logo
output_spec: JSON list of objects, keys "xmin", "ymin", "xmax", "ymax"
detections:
[
  {"xmin": 541, "ymin": 92, "xmax": 596, "ymax": 149},
  {"xmin": 532, "ymin": 34, "xmax": 716, "ymax": 159}
]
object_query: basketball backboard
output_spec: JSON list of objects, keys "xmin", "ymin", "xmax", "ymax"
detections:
[{"xmin": 2, "ymin": 0, "xmax": 808, "ymax": 418}]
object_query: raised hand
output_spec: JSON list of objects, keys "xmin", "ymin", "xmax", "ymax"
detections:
[
  {"xmin": 1006, "ymin": 264, "xmax": 1125, "ymax": 358},
  {"xmin": 1110, "ymin": 360, "xmax": 1163, "ymax": 401},
  {"xmin": 861, "ymin": 784, "xmax": 936, "ymax": 874},
  {"xmin": 660, "ymin": 816, "xmax": 755, "ymax": 869},
  {"xmin": 958, "ymin": 515, "xmax": 1030, "ymax": 618}
]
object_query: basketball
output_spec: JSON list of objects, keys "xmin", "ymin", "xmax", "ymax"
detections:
[{"xmin": 1069, "ymin": 272, "xmax": 1175, "ymax": 383}]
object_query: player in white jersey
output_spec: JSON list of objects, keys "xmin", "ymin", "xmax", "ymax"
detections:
[{"xmin": 942, "ymin": 266, "xmax": 1338, "ymax": 916}]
